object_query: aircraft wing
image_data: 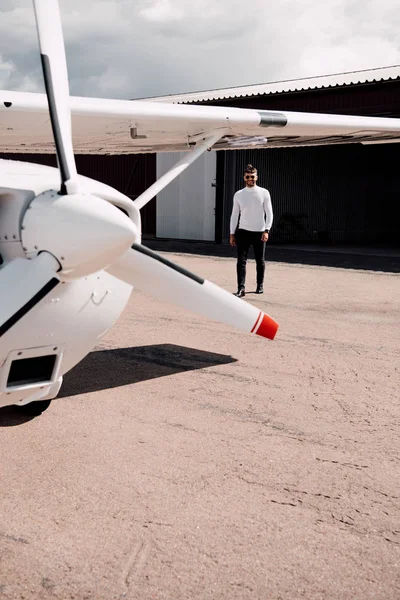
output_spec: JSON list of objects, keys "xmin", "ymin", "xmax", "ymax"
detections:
[{"xmin": 1, "ymin": 90, "xmax": 400, "ymax": 155}]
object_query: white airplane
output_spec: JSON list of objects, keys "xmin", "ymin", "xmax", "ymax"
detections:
[{"xmin": 1, "ymin": 1, "xmax": 400, "ymax": 416}]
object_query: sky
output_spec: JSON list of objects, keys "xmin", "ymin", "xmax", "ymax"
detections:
[{"xmin": 0, "ymin": 0, "xmax": 399, "ymax": 100}]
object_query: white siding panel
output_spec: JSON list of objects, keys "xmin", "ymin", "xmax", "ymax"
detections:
[{"xmin": 156, "ymin": 151, "xmax": 216, "ymax": 241}]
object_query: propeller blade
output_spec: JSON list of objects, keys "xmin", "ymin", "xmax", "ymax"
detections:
[
  {"xmin": 107, "ymin": 244, "xmax": 278, "ymax": 340},
  {"xmin": 33, "ymin": 0, "xmax": 78, "ymax": 195},
  {"xmin": 0, "ymin": 253, "xmax": 60, "ymax": 338}
]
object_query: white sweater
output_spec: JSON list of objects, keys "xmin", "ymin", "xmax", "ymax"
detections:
[{"xmin": 230, "ymin": 185, "xmax": 273, "ymax": 234}]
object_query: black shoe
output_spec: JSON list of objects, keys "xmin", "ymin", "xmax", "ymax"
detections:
[
  {"xmin": 256, "ymin": 285, "xmax": 264, "ymax": 294},
  {"xmin": 234, "ymin": 288, "xmax": 245, "ymax": 298}
]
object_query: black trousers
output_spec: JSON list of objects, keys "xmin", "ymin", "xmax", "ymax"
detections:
[{"xmin": 236, "ymin": 229, "xmax": 266, "ymax": 289}]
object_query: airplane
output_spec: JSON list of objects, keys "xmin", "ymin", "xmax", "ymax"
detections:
[{"xmin": 0, "ymin": 0, "xmax": 400, "ymax": 417}]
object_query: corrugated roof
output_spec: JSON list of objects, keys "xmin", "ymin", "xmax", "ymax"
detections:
[{"xmin": 143, "ymin": 65, "xmax": 400, "ymax": 104}]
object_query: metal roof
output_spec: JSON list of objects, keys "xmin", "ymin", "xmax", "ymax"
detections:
[{"xmin": 143, "ymin": 65, "xmax": 400, "ymax": 104}]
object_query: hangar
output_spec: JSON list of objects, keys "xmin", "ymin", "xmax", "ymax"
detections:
[
  {"xmin": 2, "ymin": 65, "xmax": 399, "ymax": 246},
  {"xmin": 152, "ymin": 65, "xmax": 400, "ymax": 247}
]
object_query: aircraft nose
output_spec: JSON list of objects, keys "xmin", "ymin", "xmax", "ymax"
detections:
[{"xmin": 21, "ymin": 190, "xmax": 138, "ymax": 279}]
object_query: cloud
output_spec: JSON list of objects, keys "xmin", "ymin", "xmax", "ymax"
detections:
[
  {"xmin": 139, "ymin": 0, "xmax": 184, "ymax": 23},
  {"xmin": 0, "ymin": 0, "xmax": 399, "ymax": 100}
]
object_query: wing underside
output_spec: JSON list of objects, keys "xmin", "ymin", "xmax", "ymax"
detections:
[{"xmin": 1, "ymin": 90, "xmax": 400, "ymax": 154}]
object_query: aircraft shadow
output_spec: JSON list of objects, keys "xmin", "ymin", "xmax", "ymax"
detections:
[
  {"xmin": 0, "ymin": 344, "xmax": 236, "ymax": 426},
  {"xmin": 59, "ymin": 343, "xmax": 236, "ymax": 397}
]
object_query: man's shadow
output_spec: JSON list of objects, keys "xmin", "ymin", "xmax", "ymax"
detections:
[{"xmin": 0, "ymin": 344, "xmax": 236, "ymax": 426}]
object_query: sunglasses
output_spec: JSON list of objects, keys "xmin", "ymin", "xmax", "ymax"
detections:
[{"xmin": 244, "ymin": 175, "xmax": 256, "ymax": 179}]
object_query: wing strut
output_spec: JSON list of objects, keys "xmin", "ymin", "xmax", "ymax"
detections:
[{"xmin": 133, "ymin": 131, "xmax": 225, "ymax": 210}]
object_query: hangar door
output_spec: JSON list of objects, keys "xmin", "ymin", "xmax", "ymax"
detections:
[{"xmin": 156, "ymin": 150, "xmax": 217, "ymax": 241}]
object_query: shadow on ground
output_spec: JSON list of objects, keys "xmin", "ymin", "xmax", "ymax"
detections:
[
  {"xmin": 59, "ymin": 343, "xmax": 236, "ymax": 398},
  {"xmin": 0, "ymin": 344, "xmax": 236, "ymax": 426},
  {"xmin": 145, "ymin": 239, "xmax": 400, "ymax": 273}
]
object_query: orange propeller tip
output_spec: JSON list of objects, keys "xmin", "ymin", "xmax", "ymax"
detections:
[{"xmin": 255, "ymin": 313, "xmax": 279, "ymax": 340}]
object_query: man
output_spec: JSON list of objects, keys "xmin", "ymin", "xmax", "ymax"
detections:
[{"xmin": 229, "ymin": 164, "xmax": 273, "ymax": 297}]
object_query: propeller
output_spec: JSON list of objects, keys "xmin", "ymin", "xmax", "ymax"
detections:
[
  {"xmin": 33, "ymin": 0, "xmax": 78, "ymax": 195},
  {"xmin": 28, "ymin": 0, "xmax": 138, "ymax": 278},
  {"xmin": 107, "ymin": 245, "xmax": 279, "ymax": 340},
  {"xmin": 30, "ymin": 0, "xmax": 278, "ymax": 342}
]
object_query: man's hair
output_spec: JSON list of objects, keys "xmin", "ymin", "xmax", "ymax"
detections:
[{"xmin": 244, "ymin": 164, "xmax": 257, "ymax": 175}]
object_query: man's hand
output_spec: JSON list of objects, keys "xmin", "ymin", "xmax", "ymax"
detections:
[
  {"xmin": 261, "ymin": 232, "xmax": 269, "ymax": 243},
  {"xmin": 229, "ymin": 234, "xmax": 236, "ymax": 247}
]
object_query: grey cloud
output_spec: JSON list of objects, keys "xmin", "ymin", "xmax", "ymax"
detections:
[{"xmin": 0, "ymin": 0, "xmax": 399, "ymax": 100}]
